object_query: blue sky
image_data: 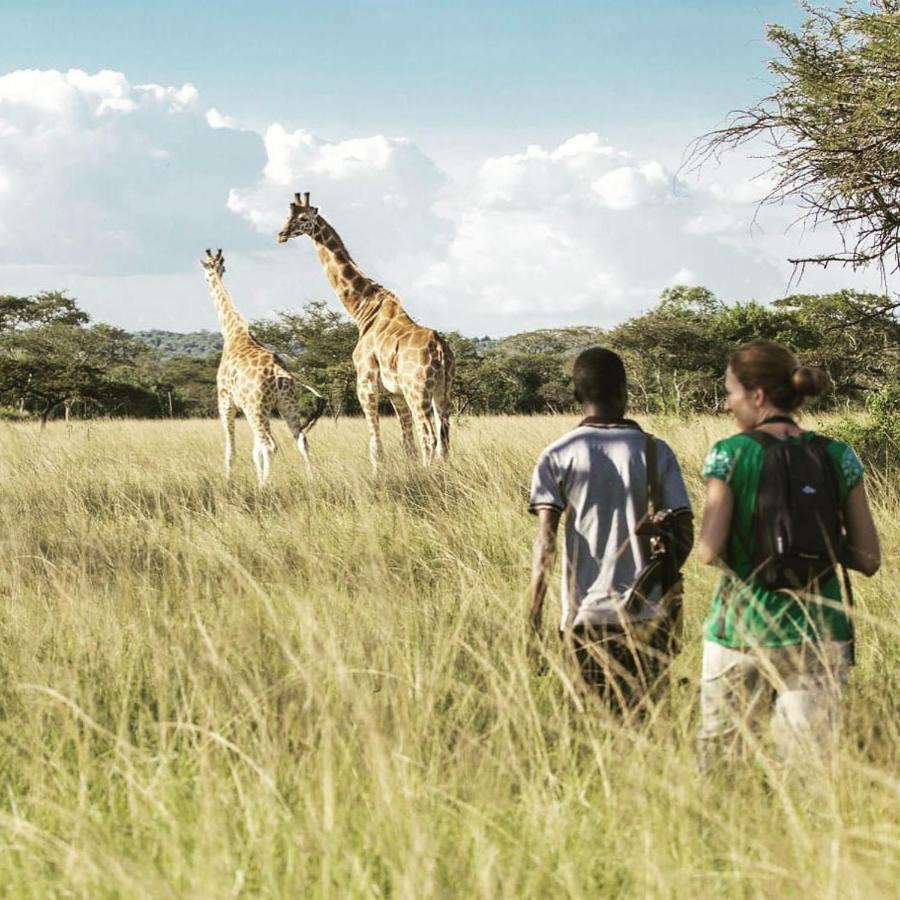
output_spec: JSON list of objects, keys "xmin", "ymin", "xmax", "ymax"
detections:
[
  {"xmin": 0, "ymin": 1, "xmax": 877, "ymax": 335},
  {"xmin": 2, "ymin": 1, "xmax": 803, "ymax": 154}
]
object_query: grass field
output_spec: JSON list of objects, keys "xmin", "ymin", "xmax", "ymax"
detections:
[{"xmin": 0, "ymin": 413, "xmax": 898, "ymax": 898}]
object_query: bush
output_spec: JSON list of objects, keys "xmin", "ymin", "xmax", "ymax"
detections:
[
  {"xmin": 0, "ymin": 406, "xmax": 30, "ymax": 421},
  {"xmin": 830, "ymin": 386, "xmax": 900, "ymax": 471}
]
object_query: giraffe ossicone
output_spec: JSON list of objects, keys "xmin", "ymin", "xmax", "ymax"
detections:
[
  {"xmin": 200, "ymin": 248, "xmax": 324, "ymax": 485},
  {"xmin": 277, "ymin": 192, "xmax": 455, "ymax": 470}
]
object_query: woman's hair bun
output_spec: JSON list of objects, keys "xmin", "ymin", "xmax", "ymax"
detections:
[
  {"xmin": 791, "ymin": 365, "xmax": 830, "ymax": 399},
  {"xmin": 729, "ymin": 339, "xmax": 832, "ymax": 409}
]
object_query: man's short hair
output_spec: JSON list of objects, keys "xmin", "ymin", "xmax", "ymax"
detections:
[{"xmin": 573, "ymin": 347, "xmax": 627, "ymax": 407}]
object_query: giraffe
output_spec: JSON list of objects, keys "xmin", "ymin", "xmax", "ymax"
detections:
[
  {"xmin": 276, "ymin": 193, "xmax": 454, "ymax": 469},
  {"xmin": 200, "ymin": 249, "xmax": 324, "ymax": 485}
]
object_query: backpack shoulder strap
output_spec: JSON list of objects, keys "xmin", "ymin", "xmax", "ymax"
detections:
[
  {"xmin": 645, "ymin": 432, "xmax": 659, "ymax": 515},
  {"xmin": 810, "ymin": 431, "xmax": 859, "ymax": 660},
  {"xmin": 745, "ymin": 429, "xmax": 778, "ymax": 448},
  {"xmin": 804, "ymin": 435, "xmax": 856, "ymax": 652},
  {"xmin": 807, "ymin": 433, "xmax": 842, "ymax": 505},
  {"xmin": 807, "ymin": 432, "xmax": 835, "ymax": 456}
]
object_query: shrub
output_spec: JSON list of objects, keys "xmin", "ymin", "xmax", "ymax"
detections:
[
  {"xmin": 0, "ymin": 405, "xmax": 30, "ymax": 422},
  {"xmin": 830, "ymin": 386, "xmax": 900, "ymax": 471}
]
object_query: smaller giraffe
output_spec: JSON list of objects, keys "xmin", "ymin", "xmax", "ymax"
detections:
[{"xmin": 200, "ymin": 249, "xmax": 324, "ymax": 485}]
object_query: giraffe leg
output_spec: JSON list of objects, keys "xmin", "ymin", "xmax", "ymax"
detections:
[
  {"xmin": 408, "ymin": 389, "xmax": 437, "ymax": 467},
  {"xmin": 218, "ymin": 391, "xmax": 236, "ymax": 479},
  {"xmin": 277, "ymin": 391, "xmax": 312, "ymax": 474},
  {"xmin": 245, "ymin": 409, "xmax": 276, "ymax": 487},
  {"xmin": 432, "ymin": 368, "xmax": 452, "ymax": 461},
  {"xmin": 389, "ymin": 392, "xmax": 416, "ymax": 459},
  {"xmin": 357, "ymin": 371, "xmax": 383, "ymax": 471}
]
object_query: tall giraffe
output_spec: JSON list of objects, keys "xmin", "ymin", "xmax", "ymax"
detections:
[
  {"xmin": 200, "ymin": 249, "xmax": 324, "ymax": 485},
  {"xmin": 276, "ymin": 193, "xmax": 454, "ymax": 469}
]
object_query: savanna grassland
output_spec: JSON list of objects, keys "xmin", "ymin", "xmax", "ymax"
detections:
[{"xmin": 0, "ymin": 414, "xmax": 898, "ymax": 898}]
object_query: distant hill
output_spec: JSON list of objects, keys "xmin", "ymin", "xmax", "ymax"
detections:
[
  {"xmin": 493, "ymin": 326, "xmax": 606, "ymax": 356},
  {"xmin": 131, "ymin": 326, "xmax": 604, "ymax": 360},
  {"xmin": 133, "ymin": 330, "xmax": 222, "ymax": 358}
]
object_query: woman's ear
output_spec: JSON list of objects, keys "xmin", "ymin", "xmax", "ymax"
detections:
[{"xmin": 752, "ymin": 386, "xmax": 766, "ymax": 409}]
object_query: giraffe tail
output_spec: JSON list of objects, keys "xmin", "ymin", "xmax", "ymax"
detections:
[{"xmin": 298, "ymin": 383, "xmax": 326, "ymax": 432}]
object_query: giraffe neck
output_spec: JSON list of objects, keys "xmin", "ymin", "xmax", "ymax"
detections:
[
  {"xmin": 205, "ymin": 272, "xmax": 250, "ymax": 345},
  {"xmin": 311, "ymin": 217, "xmax": 384, "ymax": 328}
]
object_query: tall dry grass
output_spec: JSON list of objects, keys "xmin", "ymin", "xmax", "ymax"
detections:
[{"xmin": 0, "ymin": 414, "xmax": 897, "ymax": 898}]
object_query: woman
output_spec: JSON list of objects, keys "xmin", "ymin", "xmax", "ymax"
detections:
[{"xmin": 697, "ymin": 339, "xmax": 880, "ymax": 764}]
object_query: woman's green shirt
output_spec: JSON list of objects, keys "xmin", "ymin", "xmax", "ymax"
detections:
[{"xmin": 702, "ymin": 432, "xmax": 864, "ymax": 648}]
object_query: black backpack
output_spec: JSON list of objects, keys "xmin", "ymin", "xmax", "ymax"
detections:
[{"xmin": 747, "ymin": 425, "xmax": 847, "ymax": 591}]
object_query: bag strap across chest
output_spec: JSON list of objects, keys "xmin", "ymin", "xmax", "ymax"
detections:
[{"xmin": 645, "ymin": 432, "xmax": 660, "ymax": 515}]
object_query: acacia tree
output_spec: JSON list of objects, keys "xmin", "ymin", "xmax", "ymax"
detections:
[
  {"xmin": 0, "ymin": 311, "xmax": 143, "ymax": 425},
  {"xmin": 691, "ymin": 1, "xmax": 900, "ymax": 279},
  {"xmin": 251, "ymin": 301, "xmax": 359, "ymax": 418},
  {"xmin": 772, "ymin": 290, "xmax": 900, "ymax": 397},
  {"xmin": 0, "ymin": 291, "xmax": 89, "ymax": 332}
]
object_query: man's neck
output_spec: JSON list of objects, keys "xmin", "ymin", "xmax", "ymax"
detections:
[
  {"xmin": 581, "ymin": 404, "xmax": 626, "ymax": 422},
  {"xmin": 578, "ymin": 408, "xmax": 640, "ymax": 429}
]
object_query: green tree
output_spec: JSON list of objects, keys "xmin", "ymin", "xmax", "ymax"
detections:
[
  {"xmin": 458, "ymin": 354, "xmax": 573, "ymax": 415},
  {"xmin": 608, "ymin": 289, "xmax": 726, "ymax": 413},
  {"xmin": 772, "ymin": 290, "xmax": 900, "ymax": 399},
  {"xmin": 691, "ymin": 1, "xmax": 900, "ymax": 276},
  {"xmin": 0, "ymin": 321, "xmax": 144, "ymax": 425},
  {"xmin": 251, "ymin": 301, "xmax": 359, "ymax": 417},
  {"xmin": 0, "ymin": 291, "xmax": 88, "ymax": 332},
  {"xmin": 133, "ymin": 329, "xmax": 222, "ymax": 358},
  {"xmin": 493, "ymin": 326, "xmax": 605, "ymax": 357},
  {"xmin": 137, "ymin": 354, "xmax": 221, "ymax": 417},
  {"xmin": 657, "ymin": 285, "xmax": 722, "ymax": 315},
  {"xmin": 442, "ymin": 331, "xmax": 483, "ymax": 415}
]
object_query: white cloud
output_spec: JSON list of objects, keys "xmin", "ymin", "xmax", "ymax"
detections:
[
  {"xmin": 0, "ymin": 69, "xmax": 891, "ymax": 335},
  {"xmin": 226, "ymin": 127, "xmax": 811, "ymax": 335},
  {"xmin": 683, "ymin": 208, "xmax": 742, "ymax": 236},
  {"xmin": 592, "ymin": 161, "xmax": 669, "ymax": 210},
  {"xmin": 476, "ymin": 132, "xmax": 628, "ymax": 207},
  {"xmin": 709, "ymin": 174, "xmax": 778, "ymax": 205},
  {"xmin": 206, "ymin": 108, "xmax": 241, "ymax": 130},
  {"xmin": 0, "ymin": 69, "xmax": 199, "ymax": 120},
  {"xmin": 668, "ymin": 268, "xmax": 696, "ymax": 286},
  {"xmin": 395, "ymin": 134, "xmax": 790, "ymax": 333},
  {"xmin": 226, "ymin": 123, "xmax": 450, "ymax": 319},
  {"xmin": 0, "ymin": 67, "xmax": 262, "ymax": 283}
]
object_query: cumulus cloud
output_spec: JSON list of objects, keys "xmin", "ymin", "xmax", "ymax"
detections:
[
  {"xmin": 225, "ymin": 123, "xmax": 453, "ymax": 325},
  {"xmin": 476, "ymin": 133, "xmax": 626, "ymax": 206},
  {"xmin": 206, "ymin": 108, "xmax": 241, "ymax": 130},
  {"xmin": 0, "ymin": 68, "xmax": 263, "ymax": 282},
  {"xmin": 592, "ymin": 161, "xmax": 669, "ymax": 210},
  {"xmin": 402, "ymin": 134, "xmax": 788, "ymax": 333},
  {"xmin": 668, "ymin": 268, "xmax": 697, "ymax": 286},
  {"xmin": 0, "ymin": 68, "xmax": 888, "ymax": 334},
  {"xmin": 228, "ymin": 123, "xmax": 447, "ymax": 246},
  {"xmin": 226, "ymin": 127, "xmax": 799, "ymax": 334}
]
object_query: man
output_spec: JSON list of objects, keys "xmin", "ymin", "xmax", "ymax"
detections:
[{"xmin": 528, "ymin": 347, "xmax": 694, "ymax": 711}]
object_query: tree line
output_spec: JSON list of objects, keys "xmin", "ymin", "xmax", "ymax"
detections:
[{"xmin": 2, "ymin": 286, "xmax": 899, "ymax": 427}]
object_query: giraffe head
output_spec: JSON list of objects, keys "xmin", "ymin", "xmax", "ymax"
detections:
[
  {"xmin": 201, "ymin": 248, "xmax": 226, "ymax": 277},
  {"xmin": 276, "ymin": 192, "xmax": 320, "ymax": 244}
]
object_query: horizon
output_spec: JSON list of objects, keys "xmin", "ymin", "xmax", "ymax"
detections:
[{"xmin": 106, "ymin": 279, "xmax": 889, "ymax": 343}]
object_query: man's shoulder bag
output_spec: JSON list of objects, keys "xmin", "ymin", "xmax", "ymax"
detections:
[{"xmin": 626, "ymin": 433, "xmax": 686, "ymax": 656}]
